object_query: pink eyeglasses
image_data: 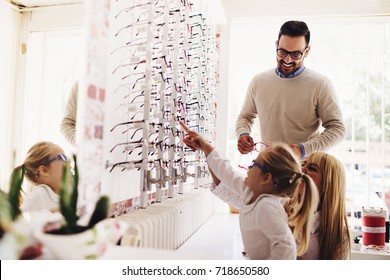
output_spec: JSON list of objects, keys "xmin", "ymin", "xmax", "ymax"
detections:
[{"xmin": 238, "ymin": 142, "xmax": 270, "ymax": 171}]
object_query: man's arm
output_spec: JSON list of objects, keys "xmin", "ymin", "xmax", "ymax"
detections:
[
  {"xmin": 301, "ymin": 80, "xmax": 346, "ymax": 156},
  {"xmin": 60, "ymin": 82, "xmax": 78, "ymax": 146},
  {"xmin": 236, "ymin": 78, "xmax": 258, "ymax": 153}
]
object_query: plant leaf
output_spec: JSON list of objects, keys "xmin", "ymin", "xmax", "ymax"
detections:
[
  {"xmin": 88, "ymin": 196, "xmax": 110, "ymax": 229},
  {"xmin": 8, "ymin": 165, "xmax": 24, "ymax": 221},
  {"xmin": 71, "ymin": 154, "xmax": 78, "ymax": 212},
  {"xmin": 60, "ymin": 164, "xmax": 78, "ymax": 234},
  {"xmin": 0, "ymin": 190, "xmax": 12, "ymax": 238}
]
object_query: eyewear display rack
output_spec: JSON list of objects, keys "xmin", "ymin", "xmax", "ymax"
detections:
[{"xmin": 104, "ymin": 0, "xmax": 218, "ymax": 209}]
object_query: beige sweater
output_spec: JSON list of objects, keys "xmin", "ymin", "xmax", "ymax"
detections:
[
  {"xmin": 236, "ymin": 68, "xmax": 346, "ymax": 156},
  {"xmin": 60, "ymin": 82, "xmax": 78, "ymax": 145}
]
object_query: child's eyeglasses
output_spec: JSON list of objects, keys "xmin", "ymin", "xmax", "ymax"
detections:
[
  {"xmin": 248, "ymin": 160, "xmax": 269, "ymax": 173},
  {"xmin": 43, "ymin": 154, "xmax": 69, "ymax": 166},
  {"xmin": 238, "ymin": 160, "xmax": 269, "ymax": 173}
]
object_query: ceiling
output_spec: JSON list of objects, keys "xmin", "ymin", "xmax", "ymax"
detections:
[
  {"xmin": 10, "ymin": 0, "xmax": 81, "ymax": 8},
  {"xmin": 7, "ymin": 0, "xmax": 390, "ymax": 17},
  {"xmin": 222, "ymin": 0, "xmax": 390, "ymax": 18}
]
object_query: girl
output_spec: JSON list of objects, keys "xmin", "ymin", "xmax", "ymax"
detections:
[
  {"xmin": 18, "ymin": 141, "xmax": 69, "ymax": 213},
  {"xmin": 300, "ymin": 152, "xmax": 351, "ymax": 259},
  {"xmin": 181, "ymin": 122, "xmax": 319, "ymax": 260}
]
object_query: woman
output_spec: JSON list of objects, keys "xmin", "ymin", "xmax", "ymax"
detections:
[
  {"xmin": 300, "ymin": 152, "xmax": 351, "ymax": 259},
  {"xmin": 18, "ymin": 141, "xmax": 69, "ymax": 213}
]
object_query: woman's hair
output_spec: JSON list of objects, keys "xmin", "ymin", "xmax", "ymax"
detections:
[
  {"xmin": 261, "ymin": 143, "xmax": 319, "ymax": 256},
  {"xmin": 305, "ymin": 152, "xmax": 351, "ymax": 259},
  {"xmin": 21, "ymin": 141, "xmax": 58, "ymax": 184}
]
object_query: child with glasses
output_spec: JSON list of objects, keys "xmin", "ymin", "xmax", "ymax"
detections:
[
  {"xmin": 14, "ymin": 141, "xmax": 70, "ymax": 213},
  {"xmin": 180, "ymin": 122, "xmax": 319, "ymax": 260}
]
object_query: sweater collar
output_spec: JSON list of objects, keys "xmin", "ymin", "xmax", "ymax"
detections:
[{"xmin": 275, "ymin": 65, "xmax": 305, "ymax": 78}]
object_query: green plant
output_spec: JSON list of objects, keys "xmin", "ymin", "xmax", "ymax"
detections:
[
  {"xmin": 49, "ymin": 155, "xmax": 110, "ymax": 235},
  {"xmin": 0, "ymin": 166, "xmax": 24, "ymax": 238}
]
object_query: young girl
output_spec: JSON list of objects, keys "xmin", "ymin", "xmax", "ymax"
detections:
[
  {"xmin": 300, "ymin": 152, "xmax": 351, "ymax": 259},
  {"xmin": 181, "ymin": 122, "xmax": 319, "ymax": 260},
  {"xmin": 18, "ymin": 141, "xmax": 69, "ymax": 213}
]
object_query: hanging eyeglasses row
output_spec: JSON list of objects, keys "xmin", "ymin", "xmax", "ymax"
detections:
[{"xmin": 105, "ymin": 0, "xmax": 218, "ymax": 207}]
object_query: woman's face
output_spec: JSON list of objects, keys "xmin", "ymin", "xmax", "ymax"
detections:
[
  {"xmin": 302, "ymin": 159, "xmax": 322, "ymax": 192},
  {"xmin": 42, "ymin": 146, "xmax": 69, "ymax": 192}
]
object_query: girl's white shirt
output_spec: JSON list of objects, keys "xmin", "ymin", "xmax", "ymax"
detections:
[
  {"xmin": 21, "ymin": 184, "xmax": 59, "ymax": 213},
  {"xmin": 207, "ymin": 149, "xmax": 296, "ymax": 260}
]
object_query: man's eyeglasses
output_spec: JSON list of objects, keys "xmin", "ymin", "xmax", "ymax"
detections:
[
  {"xmin": 248, "ymin": 160, "xmax": 269, "ymax": 173},
  {"xmin": 276, "ymin": 47, "xmax": 308, "ymax": 60},
  {"xmin": 43, "ymin": 154, "xmax": 69, "ymax": 166}
]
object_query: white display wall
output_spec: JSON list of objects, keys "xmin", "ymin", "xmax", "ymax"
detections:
[{"xmin": 77, "ymin": 0, "xmax": 220, "ymax": 215}]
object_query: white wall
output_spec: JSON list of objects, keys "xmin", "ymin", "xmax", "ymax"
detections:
[{"xmin": 0, "ymin": 3, "xmax": 21, "ymax": 190}]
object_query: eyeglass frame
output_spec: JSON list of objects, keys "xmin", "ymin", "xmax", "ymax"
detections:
[
  {"xmin": 362, "ymin": 206, "xmax": 383, "ymax": 214},
  {"xmin": 43, "ymin": 154, "xmax": 69, "ymax": 166},
  {"xmin": 253, "ymin": 141, "xmax": 270, "ymax": 152},
  {"xmin": 276, "ymin": 46, "xmax": 308, "ymax": 60},
  {"xmin": 248, "ymin": 160, "xmax": 269, "ymax": 173}
]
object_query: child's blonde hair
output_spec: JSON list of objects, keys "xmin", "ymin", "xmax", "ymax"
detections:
[
  {"xmin": 22, "ymin": 141, "xmax": 58, "ymax": 184},
  {"xmin": 261, "ymin": 143, "xmax": 319, "ymax": 256},
  {"xmin": 8, "ymin": 141, "xmax": 58, "ymax": 206}
]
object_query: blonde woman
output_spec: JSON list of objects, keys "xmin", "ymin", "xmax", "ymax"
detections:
[
  {"xmin": 300, "ymin": 152, "xmax": 351, "ymax": 259},
  {"xmin": 181, "ymin": 122, "xmax": 319, "ymax": 260},
  {"xmin": 17, "ymin": 141, "xmax": 69, "ymax": 213}
]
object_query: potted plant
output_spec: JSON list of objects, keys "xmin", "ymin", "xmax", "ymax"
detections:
[
  {"xmin": 0, "ymin": 166, "xmax": 24, "ymax": 236},
  {"xmin": 34, "ymin": 155, "xmax": 126, "ymax": 259},
  {"xmin": 352, "ymin": 236, "xmax": 361, "ymax": 251},
  {"xmin": 0, "ymin": 166, "xmax": 41, "ymax": 259}
]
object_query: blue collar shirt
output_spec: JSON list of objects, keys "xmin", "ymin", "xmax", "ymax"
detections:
[{"xmin": 275, "ymin": 65, "xmax": 305, "ymax": 78}]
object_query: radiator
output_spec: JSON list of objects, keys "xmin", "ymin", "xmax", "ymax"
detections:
[{"xmin": 117, "ymin": 189, "xmax": 215, "ymax": 250}]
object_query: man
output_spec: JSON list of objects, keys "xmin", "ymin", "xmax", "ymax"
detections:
[
  {"xmin": 60, "ymin": 81, "xmax": 78, "ymax": 146},
  {"xmin": 236, "ymin": 20, "xmax": 345, "ymax": 158}
]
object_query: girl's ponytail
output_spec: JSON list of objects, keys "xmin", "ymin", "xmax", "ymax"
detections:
[{"xmin": 289, "ymin": 173, "xmax": 319, "ymax": 256}]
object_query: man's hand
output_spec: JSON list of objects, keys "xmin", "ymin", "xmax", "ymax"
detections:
[
  {"xmin": 237, "ymin": 134, "xmax": 254, "ymax": 154},
  {"xmin": 289, "ymin": 144, "xmax": 302, "ymax": 159}
]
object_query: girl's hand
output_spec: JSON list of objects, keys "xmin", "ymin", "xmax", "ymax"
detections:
[
  {"xmin": 180, "ymin": 121, "xmax": 214, "ymax": 155},
  {"xmin": 180, "ymin": 121, "xmax": 203, "ymax": 150}
]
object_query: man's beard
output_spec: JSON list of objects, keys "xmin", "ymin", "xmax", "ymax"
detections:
[{"xmin": 278, "ymin": 59, "xmax": 298, "ymax": 76}]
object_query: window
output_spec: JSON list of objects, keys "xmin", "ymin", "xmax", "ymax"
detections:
[
  {"xmin": 21, "ymin": 29, "xmax": 83, "ymax": 156},
  {"xmin": 227, "ymin": 17, "xmax": 390, "ymax": 234},
  {"xmin": 0, "ymin": 4, "xmax": 83, "ymax": 191}
]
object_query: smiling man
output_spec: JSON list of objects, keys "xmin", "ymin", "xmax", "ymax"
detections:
[{"xmin": 236, "ymin": 20, "xmax": 346, "ymax": 159}]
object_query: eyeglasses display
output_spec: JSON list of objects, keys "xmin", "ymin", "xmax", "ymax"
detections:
[{"xmin": 103, "ymin": 0, "xmax": 218, "ymax": 208}]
